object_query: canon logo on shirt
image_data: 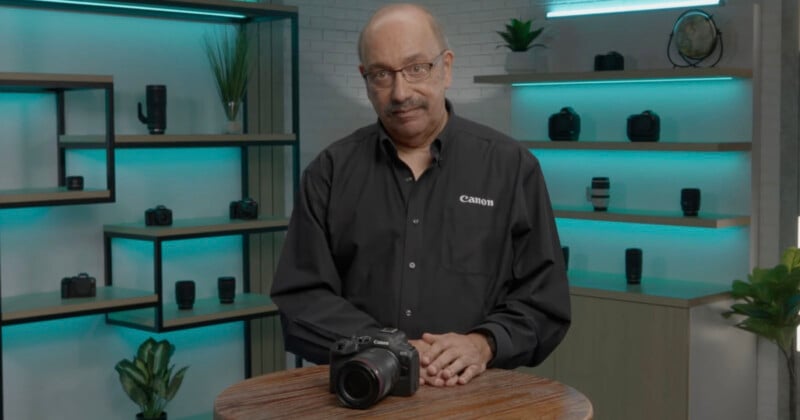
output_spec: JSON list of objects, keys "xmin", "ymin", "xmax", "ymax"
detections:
[{"xmin": 459, "ymin": 194, "xmax": 494, "ymax": 207}]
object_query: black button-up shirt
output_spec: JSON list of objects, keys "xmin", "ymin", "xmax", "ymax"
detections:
[{"xmin": 271, "ymin": 101, "xmax": 570, "ymax": 368}]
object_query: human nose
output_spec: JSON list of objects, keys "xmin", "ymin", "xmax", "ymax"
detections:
[{"xmin": 389, "ymin": 71, "xmax": 412, "ymax": 102}]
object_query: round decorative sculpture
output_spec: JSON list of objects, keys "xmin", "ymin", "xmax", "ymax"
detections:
[{"xmin": 667, "ymin": 9, "xmax": 722, "ymax": 68}]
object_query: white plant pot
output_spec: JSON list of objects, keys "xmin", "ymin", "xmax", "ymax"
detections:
[{"xmin": 505, "ymin": 49, "xmax": 548, "ymax": 73}]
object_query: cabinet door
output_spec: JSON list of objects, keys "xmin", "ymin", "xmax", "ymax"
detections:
[{"xmin": 555, "ymin": 295, "xmax": 689, "ymax": 420}]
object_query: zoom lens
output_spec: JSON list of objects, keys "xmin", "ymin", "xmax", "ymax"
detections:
[{"xmin": 335, "ymin": 347, "xmax": 399, "ymax": 409}]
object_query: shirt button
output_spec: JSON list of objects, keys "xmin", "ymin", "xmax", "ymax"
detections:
[
  {"xmin": 412, "ymin": 218, "xmax": 420, "ymax": 225},
  {"xmin": 408, "ymin": 262, "xmax": 416, "ymax": 269},
  {"xmin": 405, "ymin": 176, "xmax": 413, "ymax": 182},
  {"xmin": 404, "ymin": 309, "xmax": 412, "ymax": 317}
]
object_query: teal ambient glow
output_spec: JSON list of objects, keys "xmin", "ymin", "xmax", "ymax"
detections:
[
  {"xmin": 512, "ymin": 76, "xmax": 733, "ymax": 87},
  {"xmin": 547, "ymin": 0, "xmax": 720, "ymax": 18},
  {"xmin": 29, "ymin": 0, "xmax": 247, "ymax": 19}
]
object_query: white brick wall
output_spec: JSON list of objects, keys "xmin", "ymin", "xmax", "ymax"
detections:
[{"xmin": 282, "ymin": 0, "xmax": 531, "ymax": 168}]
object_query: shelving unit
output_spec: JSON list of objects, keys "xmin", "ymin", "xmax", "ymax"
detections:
[
  {"xmin": 551, "ymin": 207, "xmax": 749, "ymax": 228},
  {"xmin": 474, "ymin": 67, "xmax": 752, "ymax": 85},
  {"xmin": 103, "ymin": 217, "xmax": 289, "ymax": 332},
  {"xmin": 476, "ymin": 68, "xmax": 755, "ymax": 419},
  {"xmin": 0, "ymin": 1, "xmax": 299, "ymax": 417},
  {"xmin": 2, "ymin": 288, "xmax": 157, "ymax": 326},
  {"xmin": 59, "ymin": 133, "xmax": 296, "ymax": 149},
  {"xmin": 520, "ymin": 140, "xmax": 750, "ymax": 152},
  {"xmin": 0, "ymin": 72, "xmax": 115, "ymax": 209}
]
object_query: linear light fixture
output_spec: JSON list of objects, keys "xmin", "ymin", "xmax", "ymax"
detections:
[
  {"xmin": 546, "ymin": 0, "xmax": 721, "ymax": 19},
  {"xmin": 512, "ymin": 76, "xmax": 733, "ymax": 87},
  {"xmin": 28, "ymin": 0, "xmax": 247, "ymax": 19}
]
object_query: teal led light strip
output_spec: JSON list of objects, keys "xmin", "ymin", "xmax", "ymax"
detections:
[
  {"xmin": 512, "ymin": 76, "xmax": 733, "ymax": 87},
  {"xmin": 547, "ymin": 0, "xmax": 720, "ymax": 18},
  {"xmin": 29, "ymin": 0, "xmax": 247, "ymax": 19}
]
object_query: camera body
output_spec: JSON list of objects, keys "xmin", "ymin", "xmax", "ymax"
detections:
[
  {"xmin": 627, "ymin": 110, "xmax": 661, "ymax": 142},
  {"xmin": 61, "ymin": 273, "xmax": 96, "ymax": 299},
  {"xmin": 594, "ymin": 51, "xmax": 624, "ymax": 71},
  {"xmin": 548, "ymin": 107, "xmax": 581, "ymax": 141},
  {"xmin": 229, "ymin": 198, "xmax": 259, "ymax": 220},
  {"xmin": 330, "ymin": 328, "xmax": 419, "ymax": 409},
  {"xmin": 145, "ymin": 205, "xmax": 173, "ymax": 226}
]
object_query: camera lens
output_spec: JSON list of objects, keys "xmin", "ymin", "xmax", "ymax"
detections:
[{"xmin": 335, "ymin": 347, "xmax": 399, "ymax": 409}]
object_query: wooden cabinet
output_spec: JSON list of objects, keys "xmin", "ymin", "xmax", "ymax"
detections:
[{"xmin": 520, "ymin": 278, "xmax": 756, "ymax": 420}]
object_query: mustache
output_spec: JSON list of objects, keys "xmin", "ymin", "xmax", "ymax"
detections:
[{"xmin": 384, "ymin": 98, "xmax": 428, "ymax": 115}]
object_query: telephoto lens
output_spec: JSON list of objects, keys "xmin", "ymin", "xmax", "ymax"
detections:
[{"xmin": 335, "ymin": 347, "xmax": 400, "ymax": 409}]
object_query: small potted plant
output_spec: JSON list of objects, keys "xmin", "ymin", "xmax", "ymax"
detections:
[
  {"xmin": 204, "ymin": 25, "xmax": 251, "ymax": 134},
  {"xmin": 497, "ymin": 18, "xmax": 546, "ymax": 73},
  {"xmin": 116, "ymin": 337, "xmax": 189, "ymax": 420},
  {"xmin": 723, "ymin": 247, "xmax": 800, "ymax": 420}
]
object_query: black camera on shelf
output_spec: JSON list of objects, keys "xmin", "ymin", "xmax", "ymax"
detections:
[
  {"xmin": 594, "ymin": 51, "xmax": 624, "ymax": 71},
  {"xmin": 65, "ymin": 175, "xmax": 84, "ymax": 191},
  {"xmin": 61, "ymin": 272, "xmax": 96, "ymax": 299},
  {"xmin": 627, "ymin": 110, "xmax": 661, "ymax": 142},
  {"xmin": 229, "ymin": 197, "xmax": 259, "ymax": 220},
  {"xmin": 145, "ymin": 205, "xmax": 173, "ymax": 226},
  {"xmin": 330, "ymin": 327, "xmax": 419, "ymax": 409},
  {"xmin": 548, "ymin": 107, "xmax": 581, "ymax": 141}
]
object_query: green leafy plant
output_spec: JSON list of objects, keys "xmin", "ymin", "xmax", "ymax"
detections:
[
  {"xmin": 115, "ymin": 338, "xmax": 189, "ymax": 419},
  {"xmin": 497, "ymin": 18, "xmax": 545, "ymax": 52},
  {"xmin": 204, "ymin": 25, "xmax": 251, "ymax": 122},
  {"xmin": 723, "ymin": 247, "xmax": 800, "ymax": 420}
]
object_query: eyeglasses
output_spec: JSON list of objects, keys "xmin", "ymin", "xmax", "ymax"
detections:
[{"xmin": 362, "ymin": 50, "xmax": 448, "ymax": 89}]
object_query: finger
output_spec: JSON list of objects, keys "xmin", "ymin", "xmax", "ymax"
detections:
[
  {"xmin": 457, "ymin": 364, "xmax": 484, "ymax": 385},
  {"xmin": 427, "ymin": 347, "xmax": 459, "ymax": 376},
  {"xmin": 440, "ymin": 356, "xmax": 468, "ymax": 380}
]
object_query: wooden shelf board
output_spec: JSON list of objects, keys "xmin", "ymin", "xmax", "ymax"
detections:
[
  {"xmin": 4, "ymin": 0, "xmax": 297, "ymax": 22},
  {"xmin": 0, "ymin": 72, "xmax": 112, "ymax": 91},
  {"xmin": 567, "ymin": 270, "xmax": 731, "ymax": 308},
  {"xmin": 2, "ymin": 287, "xmax": 157, "ymax": 324},
  {"xmin": 104, "ymin": 216, "xmax": 290, "ymax": 239},
  {"xmin": 554, "ymin": 207, "xmax": 750, "ymax": 228},
  {"xmin": 106, "ymin": 293, "xmax": 278, "ymax": 330},
  {"xmin": 473, "ymin": 67, "xmax": 752, "ymax": 85},
  {"xmin": 521, "ymin": 141, "xmax": 751, "ymax": 152},
  {"xmin": 0, "ymin": 187, "xmax": 112, "ymax": 207},
  {"xmin": 59, "ymin": 133, "xmax": 296, "ymax": 148}
]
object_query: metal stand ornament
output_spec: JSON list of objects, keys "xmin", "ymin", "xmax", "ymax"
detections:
[{"xmin": 667, "ymin": 9, "xmax": 722, "ymax": 68}]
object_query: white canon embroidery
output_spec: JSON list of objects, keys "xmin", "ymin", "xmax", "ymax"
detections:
[{"xmin": 459, "ymin": 195, "xmax": 494, "ymax": 207}]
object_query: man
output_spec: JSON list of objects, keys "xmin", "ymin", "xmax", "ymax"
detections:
[{"xmin": 271, "ymin": 3, "xmax": 570, "ymax": 387}]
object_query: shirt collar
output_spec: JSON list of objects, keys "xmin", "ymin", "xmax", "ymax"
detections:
[{"xmin": 377, "ymin": 99, "xmax": 454, "ymax": 168}]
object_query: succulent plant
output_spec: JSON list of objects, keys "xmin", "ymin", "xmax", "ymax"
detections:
[{"xmin": 497, "ymin": 18, "xmax": 545, "ymax": 52}]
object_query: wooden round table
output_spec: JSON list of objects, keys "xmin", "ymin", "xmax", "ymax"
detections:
[{"xmin": 214, "ymin": 365, "xmax": 593, "ymax": 419}]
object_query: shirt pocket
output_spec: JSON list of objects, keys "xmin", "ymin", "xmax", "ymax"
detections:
[{"xmin": 441, "ymin": 206, "xmax": 503, "ymax": 276}]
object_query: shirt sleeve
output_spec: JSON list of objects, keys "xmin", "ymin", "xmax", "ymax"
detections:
[
  {"xmin": 270, "ymin": 153, "xmax": 382, "ymax": 365},
  {"xmin": 471, "ymin": 148, "xmax": 571, "ymax": 369}
]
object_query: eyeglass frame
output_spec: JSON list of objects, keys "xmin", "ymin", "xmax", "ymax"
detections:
[{"xmin": 361, "ymin": 50, "xmax": 449, "ymax": 88}]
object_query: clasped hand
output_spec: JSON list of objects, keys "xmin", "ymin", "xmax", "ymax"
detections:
[{"xmin": 409, "ymin": 332, "xmax": 492, "ymax": 387}]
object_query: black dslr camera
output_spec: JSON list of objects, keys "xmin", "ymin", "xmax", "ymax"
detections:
[
  {"xmin": 145, "ymin": 205, "xmax": 173, "ymax": 226},
  {"xmin": 594, "ymin": 51, "xmax": 624, "ymax": 71},
  {"xmin": 330, "ymin": 327, "xmax": 419, "ymax": 409},
  {"xmin": 61, "ymin": 272, "xmax": 96, "ymax": 299},
  {"xmin": 627, "ymin": 110, "xmax": 661, "ymax": 142},
  {"xmin": 229, "ymin": 197, "xmax": 259, "ymax": 220},
  {"xmin": 548, "ymin": 107, "xmax": 581, "ymax": 141}
]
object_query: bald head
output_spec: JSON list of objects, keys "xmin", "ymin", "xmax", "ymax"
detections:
[{"xmin": 358, "ymin": 3, "xmax": 449, "ymax": 64}]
